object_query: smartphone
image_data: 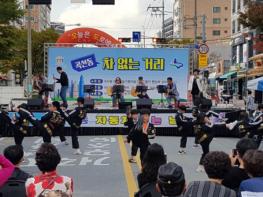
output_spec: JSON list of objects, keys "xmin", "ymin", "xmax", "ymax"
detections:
[{"xmin": 232, "ymin": 149, "xmax": 238, "ymax": 157}]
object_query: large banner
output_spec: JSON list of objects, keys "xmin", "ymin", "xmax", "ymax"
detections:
[{"xmin": 48, "ymin": 47, "xmax": 189, "ymax": 104}]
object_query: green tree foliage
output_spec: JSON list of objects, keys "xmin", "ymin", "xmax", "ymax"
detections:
[{"xmin": 0, "ymin": 0, "xmax": 24, "ymax": 24}]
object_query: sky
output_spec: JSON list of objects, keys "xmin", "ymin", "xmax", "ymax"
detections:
[{"xmin": 50, "ymin": 0, "xmax": 174, "ymax": 40}]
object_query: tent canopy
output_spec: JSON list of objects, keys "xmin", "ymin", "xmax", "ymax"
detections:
[{"xmin": 247, "ymin": 76, "xmax": 263, "ymax": 91}]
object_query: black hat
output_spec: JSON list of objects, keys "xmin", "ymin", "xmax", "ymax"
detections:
[
  {"xmin": 158, "ymin": 162, "xmax": 185, "ymax": 185},
  {"xmin": 179, "ymin": 105, "xmax": 187, "ymax": 112}
]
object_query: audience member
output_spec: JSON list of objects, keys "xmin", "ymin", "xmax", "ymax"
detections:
[
  {"xmin": 3, "ymin": 145, "xmax": 31, "ymax": 181},
  {"xmin": 184, "ymin": 151, "xmax": 236, "ymax": 197},
  {"xmin": 157, "ymin": 162, "xmax": 185, "ymax": 197},
  {"xmin": 25, "ymin": 143, "xmax": 73, "ymax": 197},
  {"xmin": 137, "ymin": 143, "xmax": 167, "ymax": 189},
  {"xmin": 239, "ymin": 150, "xmax": 263, "ymax": 195},
  {"xmin": 0, "ymin": 154, "xmax": 14, "ymax": 187},
  {"xmin": 222, "ymin": 138, "xmax": 258, "ymax": 191}
]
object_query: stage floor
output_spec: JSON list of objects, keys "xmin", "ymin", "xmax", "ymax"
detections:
[{"xmin": 0, "ymin": 136, "xmax": 261, "ymax": 197}]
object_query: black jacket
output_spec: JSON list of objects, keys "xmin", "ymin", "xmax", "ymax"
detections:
[
  {"xmin": 13, "ymin": 108, "xmax": 38, "ymax": 132},
  {"xmin": 67, "ymin": 106, "xmax": 87, "ymax": 128},
  {"xmin": 41, "ymin": 111, "xmax": 64, "ymax": 131},
  {"xmin": 9, "ymin": 167, "xmax": 32, "ymax": 181},
  {"xmin": 56, "ymin": 71, "xmax": 69, "ymax": 86},
  {"xmin": 175, "ymin": 112, "xmax": 193, "ymax": 132}
]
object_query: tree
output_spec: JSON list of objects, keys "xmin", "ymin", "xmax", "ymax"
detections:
[{"xmin": 0, "ymin": 0, "xmax": 24, "ymax": 24}]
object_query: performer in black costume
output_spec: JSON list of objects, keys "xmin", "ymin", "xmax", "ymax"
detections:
[
  {"xmin": 124, "ymin": 109, "xmax": 139, "ymax": 163},
  {"xmin": 0, "ymin": 108, "xmax": 11, "ymax": 137},
  {"xmin": 11, "ymin": 104, "xmax": 39, "ymax": 146},
  {"xmin": 66, "ymin": 97, "xmax": 87, "ymax": 155},
  {"xmin": 40, "ymin": 101, "xmax": 68, "ymax": 144},
  {"xmin": 176, "ymin": 105, "xmax": 194, "ymax": 154},
  {"xmin": 126, "ymin": 109, "xmax": 156, "ymax": 163}
]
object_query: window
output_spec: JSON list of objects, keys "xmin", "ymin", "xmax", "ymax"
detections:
[
  {"xmin": 232, "ymin": 0, "xmax": 236, "ymax": 13},
  {"xmin": 237, "ymin": 22, "xmax": 241, "ymax": 32},
  {"xmin": 232, "ymin": 20, "xmax": 236, "ymax": 34},
  {"xmin": 237, "ymin": 0, "xmax": 241, "ymax": 10},
  {"xmin": 213, "ymin": 30, "xmax": 221, "ymax": 36},
  {"xmin": 213, "ymin": 6, "xmax": 221, "ymax": 13},
  {"xmin": 213, "ymin": 18, "xmax": 221, "ymax": 24},
  {"xmin": 225, "ymin": 18, "xmax": 228, "ymax": 22}
]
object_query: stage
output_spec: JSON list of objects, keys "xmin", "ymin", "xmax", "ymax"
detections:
[{"xmin": 2, "ymin": 107, "xmax": 243, "ymax": 138}]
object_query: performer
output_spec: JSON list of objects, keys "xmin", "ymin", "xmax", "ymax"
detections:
[
  {"xmin": 124, "ymin": 109, "xmax": 139, "ymax": 163},
  {"xmin": 126, "ymin": 109, "xmax": 156, "ymax": 163},
  {"xmin": 111, "ymin": 77, "xmax": 124, "ymax": 107},
  {"xmin": 166, "ymin": 77, "xmax": 179, "ymax": 108},
  {"xmin": 53, "ymin": 67, "xmax": 69, "ymax": 108},
  {"xmin": 188, "ymin": 69, "xmax": 202, "ymax": 106},
  {"xmin": 136, "ymin": 76, "xmax": 149, "ymax": 99},
  {"xmin": 40, "ymin": 101, "xmax": 68, "ymax": 144},
  {"xmin": 66, "ymin": 97, "xmax": 87, "ymax": 155},
  {"xmin": 176, "ymin": 105, "xmax": 193, "ymax": 154},
  {"xmin": 11, "ymin": 104, "xmax": 38, "ymax": 146},
  {"xmin": 0, "ymin": 108, "xmax": 11, "ymax": 137}
]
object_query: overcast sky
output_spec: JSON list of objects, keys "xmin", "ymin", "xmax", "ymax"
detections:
[{"xmin": 51, "ymin": 0, "xmax": 174, "ymax": 40}]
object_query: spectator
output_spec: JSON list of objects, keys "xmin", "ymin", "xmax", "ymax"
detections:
[
  {"xmin": 246, "ymin": 90, "xmax": 255, "ymax": 117},
  {"xmin": 137, "ymin": 143, "xmax": 167, "ymax": 189},
  {"xmin": 45, "ymin": 190, "xmax": 70, "ymax": 197},
  {"xmin": 25, "ymin": 143, "xmax": 73, "ymax": 197},
  {"xmin": 222, "ymin": 138, "xmax": 258, "ymax": 191},
  {"xmin": 3, "ymin": 145, "xmax": 31, "ymax": 181},
  {"xmin": 157, "ymin": 162, "xmax": 185, "ymax": 197},
  {"xmin": 0, "ymin": 155, "xmax": 14, "ymax": 187},
  {"xmin": 184, "ymin": 151, "xmax": 236, "ymax": 197},
  {"xmin": 239, "ymin": 150, "xmax": 263, "ymax": 195}
]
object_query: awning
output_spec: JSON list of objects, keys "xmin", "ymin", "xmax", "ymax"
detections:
[
  {"xmin": 247, "ymin": 76, "xmax": 263, "ymax": 91},
  {"xmin": 249, "ymin": 53, "xmax": 263, "ymax": 61},
  {"xmin": 218, "ymin": 71, "xmax": 237, "ymax": 80}
]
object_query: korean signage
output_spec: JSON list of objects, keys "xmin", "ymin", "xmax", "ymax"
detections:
[
  {"xmin": 198, "ymin": 54, "xmax": 208, "ymax": 69},
  {"xmin": 48, "ymin": 47, "xmax": 189, "ymax": 103}
]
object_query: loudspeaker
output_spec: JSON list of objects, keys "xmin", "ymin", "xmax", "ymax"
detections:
[
  {"xmin": 119, "ymin": 102, "xmax": 132, "ymax": 110},
  {"xmin": 136, "ymin": 99, "xmax": 152, "ymax": 109},
  {"xmin": 92, "ymin": 0, "xmax": 115, "ymax": 4},
  {"xmin": 84, "ymin": 98, "xmax": 95, "ymax": 110},
  {"xmin": 27, "ymin": 98, "xmax": 43, "ymax": 110}
]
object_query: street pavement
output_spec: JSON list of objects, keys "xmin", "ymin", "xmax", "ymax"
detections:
[{"xmin": 0, "ymin": 136, "xmax": 262, "ymax": 197}]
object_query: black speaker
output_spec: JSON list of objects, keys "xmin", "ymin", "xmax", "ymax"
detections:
[
  {"xmin": 84, "ymin": 98, "xmax": 95, "ymax": 110},
  {"xmin": 29, "ymin": 0, "xmax": 51, "ymax": 4},
  {"xmin": 119, "ymin": 102, "xmax": 132, "ymax": 110},
  {"xmin": 92, "ymin": 0, "xmax": 115, "ymax": 4},
  {"xmin": 27, "ymin": 98, "xmax": 43, "ymax": 110},
  {"xmin": 136, "ymin": 99, "xmax": 152, "ymax": 109}
]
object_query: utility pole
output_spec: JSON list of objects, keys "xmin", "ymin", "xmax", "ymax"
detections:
[
  {"xmin": 201, "ymin": 15, "xmax": 206, "ymax": 42},
  {"xmin": 193, "ymin": 0, "xmax": 197, "ymax": 69},
  {"xmin": 27, "ymin": 3, "xmax": 32, "ymax": 97},
  {"xmin": 162, "ymin": 0, "xmax": 165, "ymax": 38}
]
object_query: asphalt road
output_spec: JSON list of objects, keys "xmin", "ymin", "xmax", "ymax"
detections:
[{"xmin": 0, "ymin": 136, "xmax": 262, "ymax": 197}]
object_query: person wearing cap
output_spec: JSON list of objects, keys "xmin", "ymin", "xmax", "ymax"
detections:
[
  {"xmin": 166, "ymin": 77, "xmax": 179, "ymax": 109},
  {"xmin": 11, "ymin": 104, "xmax": 38, "ymax": 147},
  {"xmin": 176, "ymin": 105, "xmax": 193, "ymax": 154},
  {"xmin": 157, "ymin": 162, "xmax": 186, "ymax": 197},
  {"xmin": 136, "ymin": 76, "xmax": 150, "ymax": 99},
  {"xmin": 65, "ymin": 97, "xmax": 87, "ymax": 155},
  {"xmin": 126, "ymin": 109, "xmax": 156, "ymax": 163},
  {"xmin": 188, "ymin": 69, "xmax": 202, "ymax": 106},
  {"xmin": 40, "ymin": 101, "xmax": 68, "ymax": 144}
]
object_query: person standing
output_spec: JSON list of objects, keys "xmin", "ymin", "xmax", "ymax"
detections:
[
  {"xmin": 246, "ymin": 90, "xmax": 255, "ymax": 117},
  {"xmin": 166, "ymin": 77, "xmax": 179, "ymax": 108},
  {"xmin": 188, "ymin": 69, "xmax": 202, "ymax": 106},
  {"xmin": 54, "ymin": 67, "xmax": 69, "ymax": 108}
]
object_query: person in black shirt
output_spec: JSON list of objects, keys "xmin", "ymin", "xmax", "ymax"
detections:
[
  {"xmin": 222, "ymin": 138, "xmax": 258, "ymax": 192},
  {"xmin": 54, "ymin": 67, "xmax": 69, "ymax": 108},
  {"xmin": 124, "ymin": 109, "xmax": 139, "ymax": 163},
  {"xmin": 188, "ymin": 69, "xmax": 202, "ymax": 107},
  {"xmin": 0, "ymin": 108, "xmax": 11, "ymax": 137}
]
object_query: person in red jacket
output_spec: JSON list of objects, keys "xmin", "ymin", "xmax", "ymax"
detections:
[{"xmin": 0, "ymin": 154, "xmax": 14, "ymax": 187}]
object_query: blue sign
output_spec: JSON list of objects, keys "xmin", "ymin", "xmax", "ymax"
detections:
[
  {"xmin": 132, "ymin": 31, "xmax": 141, "ymax": 42},
  {"xmin": 71, "ymin": 54, "xmax": 99, "ymax": 72}
]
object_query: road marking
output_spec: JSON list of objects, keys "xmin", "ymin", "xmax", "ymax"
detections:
[{"xmin": 117, "ymin": 135, "xmax": 138, "ymax": 197}]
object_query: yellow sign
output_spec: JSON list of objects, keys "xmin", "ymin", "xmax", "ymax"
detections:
[{"xmin": 199, "ymin": 54, "xmax": 208, "ymax": 69}]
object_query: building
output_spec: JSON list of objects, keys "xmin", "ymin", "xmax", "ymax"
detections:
[
  {"xmin": 50, "ymin": 22, "xmax": 65, "ymax": 34},
  {"xmin": 163, "ymin": 17, "xmax": 174, "ymax": 39},
  {"xmin": 173, "ymin": 0, "xmax": 231, "ymax": 41},
  {"xmin": 16, "ymin": 0, "xmax": 51, "ymax": 32}
]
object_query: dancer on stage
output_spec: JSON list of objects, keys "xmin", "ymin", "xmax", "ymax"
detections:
[
  {"xmin": 40, "ymin": 101, "xmax": 68, "ymax": 144},
  {"xmin": 53, "ymin": 67, "xmax": 69, "ymax": 108},
  {"xmin": 11, "ymin": 104, "xmax": 38, "ymax": 147},
  {"xmin": 66, "ymin": 97, "xmax": 87, "ymax": 155},
  {"xmin": 176, "ymin": 105, "xmax": 194, "ymax": 154},
  {"xmin": 124, "ymin": 109, "xmax": 139, "ymax": 163},
  {"xmin": 166, "ymin": 77, "xmax": 179, "ymax": 108},
  {"xmin": 126, "ymin": 109, "xmax": 156, "ymax": 163},
  {"xmin": 111, "ymin": 77, "xmax": 124, "ymax": 107}
]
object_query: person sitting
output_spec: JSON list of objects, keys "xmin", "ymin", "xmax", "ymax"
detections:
[
  {"xmin": 0, "ymin": 155, "xmax": 14, "ymax": 187},
  {"xmin": 25, "ymin": 143, "xmax": 73, "ymax": 197},
  {"xmin": 136, "ymin": 76, "xmax": 150, "ymax": 99},
  {"xmin": 137, "ymin": 143, "xmax": 167, "ymax": 189},
  {"xmin": 222, "ymin": 138, "xmax": 258, "ymax": 192},
  {"xmin": 157, "ymin": 162, "xmax": 186, "ymax": 197},
  {"xmin": 184, "ymin": 151, "xmax": 236, "ymax": 197},
  {"xmin": 165, "ymin": 77, "xmax": 179, "ymax": 109},
  {"xmin": 239, "ymin": 150, "xmax": 263, "ymax": 196},
  {"xmin": 3, "ymin": 145, "xmax": 31, "ymax": 181}
]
